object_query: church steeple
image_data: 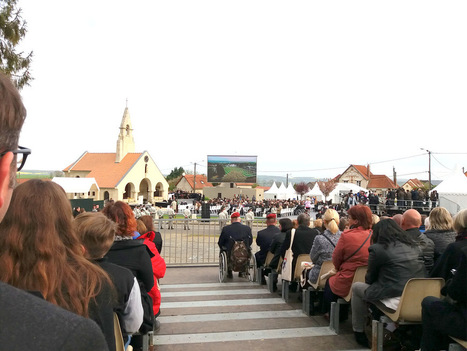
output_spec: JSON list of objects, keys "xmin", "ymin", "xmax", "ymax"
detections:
[{"xmin": 116, "ymin": 105, "xmax": 135, "ymax": 163}]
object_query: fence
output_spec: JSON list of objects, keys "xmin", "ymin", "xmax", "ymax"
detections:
[{"xmin": 157, "ymin": 218, "xmax": 264, "ymax": 267}]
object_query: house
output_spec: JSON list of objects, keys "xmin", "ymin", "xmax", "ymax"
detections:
[
  {"xmin": 175, "ymin": 174, "xmax": 212, "ymax": 194},
  {"xmin": 401, "ymin": 178, "xmax": 426, "ymax": 192},
  {"xmin": 336, "ymin": 164, "xmax": 397, "ymax": 196},
  {"xmin": 62, "ymin": 107, "xmax": 169, "ymax": 203}
]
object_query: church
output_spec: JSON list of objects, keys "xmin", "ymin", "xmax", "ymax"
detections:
[{"xmin": 62, "ymin": 107, "xmax": 169, "ymax": 203}]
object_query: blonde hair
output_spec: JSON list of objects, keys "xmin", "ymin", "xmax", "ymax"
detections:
[
  {"xmin": 136, "ymin": 219, "xmax": 147, "ymax": 235},
  {"xmin": 372, "ymin": 214, "xmax": 380, "ymax": 227},
  {"xmin": 428, "ymin": 207, "xmax": 453, "ymax": 231},
  {"xmin": 74, "ymin": 212, "xmax": 117, "ymax": 259},
  {"xmin": 453, "ymin": 209, "xmax": 467, "ymax": 234},
  {"xmin": 323, "ymin": 209, "xmax": 340, "ymax": 234}
]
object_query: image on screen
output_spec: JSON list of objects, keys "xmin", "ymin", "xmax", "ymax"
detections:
[{"xmin": 207, "ymin": 155, "xmax": 257, "ymax": 183}]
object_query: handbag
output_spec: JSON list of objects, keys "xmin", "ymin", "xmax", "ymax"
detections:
[{"xmin": 281, "ymin": 228, "xmax": 296, "ymax": 281}]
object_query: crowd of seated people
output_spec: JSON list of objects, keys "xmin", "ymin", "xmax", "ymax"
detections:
[{"xmin": 252, "ymin": 201, "xmax": 465, "ymax": 350}]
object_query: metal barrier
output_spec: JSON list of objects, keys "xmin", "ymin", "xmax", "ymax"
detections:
[{"xmin": 156, "ymin": 218, "xmax": 264, "ymax": 266}]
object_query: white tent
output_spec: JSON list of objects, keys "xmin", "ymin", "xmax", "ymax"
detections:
[
  {"xmin": 305, "ymin": 183, "xmax": 324, "ymax": 201},
  {"xmin": 285, "ymin": 183, "xmax": 298, "ymax": 200},
  {"xmin": 328, "ymin": 182, "xmax": 368, "ymax": 204},
  {"xmin": 52, "ymin": 177, "xmax": 99, "ymax": 194},
  {"xmin": 431, "ymin": 168, "xmax": 467, "ymax": 215},
  {"xmin": 264, "ymin": 182, "xmax": 280, "ymax": 200},
  {"xmin": 277, "ymin": 182, "xmax": 288, "ymax": 200}
]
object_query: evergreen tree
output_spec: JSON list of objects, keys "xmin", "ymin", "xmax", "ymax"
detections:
[{"xmin": 0, "ymin": 0, "xmax": 33, "ymax": 89}]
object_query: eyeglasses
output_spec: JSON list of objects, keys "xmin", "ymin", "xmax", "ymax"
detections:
[{"xmin": 0, "ymin": 146, "xmax": 31, "ymax": 172}]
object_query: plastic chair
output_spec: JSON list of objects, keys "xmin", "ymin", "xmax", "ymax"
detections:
[
  {"xmin": 302, "ymin": 260, "xmax": 335, "ymax": 316},
  {"xmin": 371, "ymin": 278, "xmax": 445, "ymax": 351},
  {"xmin": 281, "ymin": 254, "xmax": 309, "ymax": 302},
  {"xmin": 114, "ymin": 313, "xmax": 125, "ymax": 351},
  {"xmin": 330, "ymin": 265, "xmax": 368, "ymax": 334},
  {"xmin": 449, "ymin": 336, "xmax": 467, "ymax": 351},
  {"xmin": 257, "ymin": 251, "xmax": 274, "ymax": 285}
]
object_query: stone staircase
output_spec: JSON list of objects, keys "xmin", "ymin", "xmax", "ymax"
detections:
[{"xmin": 153, "ymin": 266, "xmax": 366, "ymax": 351}]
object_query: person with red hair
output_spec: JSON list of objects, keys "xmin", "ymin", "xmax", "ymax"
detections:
[
  {"xmin": 323, "ymin": 205, "xmax": 373, "ymax": 320},
  {"xmin": 103, "ymin": 201, "xmax": 154, "ymax": 351}
]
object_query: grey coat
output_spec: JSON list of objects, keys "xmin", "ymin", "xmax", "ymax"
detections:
[
  {"xmin": 424, "ymin": 229, "xmax": 457, "ymax": 262},
  {"xmin": 308, "ymin": 229, "xmax": 341, "ymax": 283}
]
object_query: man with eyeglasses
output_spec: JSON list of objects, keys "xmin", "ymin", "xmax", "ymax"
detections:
[{"xmin": 0, "ymin": 72, "xmax": 109, "ymax": 350}]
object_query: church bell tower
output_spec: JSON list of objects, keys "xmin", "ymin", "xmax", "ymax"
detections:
[{"xmin": 115, "ymin": 104, "xmax": 135, "ymax": 163}]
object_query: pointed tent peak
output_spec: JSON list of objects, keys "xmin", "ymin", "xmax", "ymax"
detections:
[{"xmin": 278, "ymin": 182, "xmax": 287, "ymax": 191}]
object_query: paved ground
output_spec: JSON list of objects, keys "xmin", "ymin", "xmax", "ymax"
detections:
[{"xmin": 154, "ymin": 266, "xmax": 367, "ymax": 351}]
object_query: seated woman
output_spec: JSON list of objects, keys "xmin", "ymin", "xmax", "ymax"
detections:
[
  {"xmin": 267, "ymin": 218, "xmax": 293, "ymax": 291},
  {"xmin": 431, "ymin": 208, "xmax": 467, "ymax": 280},
  {"xmin": 424, "ymin": 207, "xmax": 457, "ymax": 263},
  {"xmin": 308, "ymin": 209, "xmax": 342, "ymax": 284},
  {"xmin": 139, "ymin": 215, "xmax": 163, "ymax": 254},
  {"xmin": 0, "ymin": 180, "xmax": 115, "ymax": 350},
  {"xmin": 351, "ymin": 219, "xmax": 426, "ymax": 347},
  {"xmin": 323, "ymin": 205, "xmax": 373, "ymax": 318},
  {"xmin": 420, "ymin": 246, "xmax": 467, "ymax": 350}
]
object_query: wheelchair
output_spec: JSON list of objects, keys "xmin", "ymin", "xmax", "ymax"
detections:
[{"xmin": 219, "ymin": 243, "xmax": 257, "ymax": 283}]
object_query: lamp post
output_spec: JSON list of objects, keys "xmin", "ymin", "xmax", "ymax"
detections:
[{"xmin": 421, "ymin": 148, "xmax": 432, "ymax": 190}]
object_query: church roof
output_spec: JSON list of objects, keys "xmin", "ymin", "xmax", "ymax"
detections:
[{"xmin": 63, "ymin": 152, "xmax": 142, "ymax": 188}]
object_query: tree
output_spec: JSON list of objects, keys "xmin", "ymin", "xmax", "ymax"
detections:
[
  {"xmin": 0, "ymin": 0, "xmax": 33, "ymax": 89},
  {"xmin": 294, "ymin": 182, "xmax": 310, "ymax": 199},
  {"xmin": 318, "ymin": 179, "xmax": 337, "ymax": 203},
  {"xmin": 166, "ymin": 167, "xmax": 185, "ymax": 181}
]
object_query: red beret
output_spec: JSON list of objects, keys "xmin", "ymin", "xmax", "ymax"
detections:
[
  {"xmin": 231, "ymin": 212, "xmax": 240, "ymax": 218},
  {"xmin": 266, "ymin": 213, "xmax": 277, "ymax": 219}
]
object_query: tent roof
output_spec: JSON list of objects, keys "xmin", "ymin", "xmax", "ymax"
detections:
[
  {"xmin": 305, "ymin": 183, "xmax": 324, "ymax": 197},
  {"xmin": 52, "ymin": 177, "xmax": 99, "ymax": 193},
  {"xmin": 265, "ymin": 182, "xmax": 279, "ymax": 193},
  {"xmin": 432, "ymin": 169, "xmax": 467, "ymax": 194}
]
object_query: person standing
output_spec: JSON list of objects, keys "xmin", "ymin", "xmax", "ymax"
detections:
[
  {"xmin": 218, "ymin": 206, "xmax": 228, "ymax": 231},
  {"xmin": 245, "ymin": 208, "xmax": 255, "ymax": 229},
  {"xmin": 183, "ymin": 206, "xmax": 191, "ymax": 230}
]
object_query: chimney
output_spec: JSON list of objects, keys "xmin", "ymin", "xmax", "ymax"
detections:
[{"xmin": 367, "ymin": 164, "xmax": 370, "ymax": 178}]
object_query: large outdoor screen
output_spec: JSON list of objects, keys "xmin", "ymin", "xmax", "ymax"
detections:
[{"xmin": 207, "ymin": 155, "xmax": 257, "ymax": 183}]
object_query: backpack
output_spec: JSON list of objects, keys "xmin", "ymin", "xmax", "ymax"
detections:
[{"xmin": 230, "ymin": 239, "xmax": 249, "ymax": 271}]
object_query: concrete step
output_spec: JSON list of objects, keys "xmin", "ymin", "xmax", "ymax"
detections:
[{"xmin": 154, "ymin": 268, "xmax": 366, "ymax": 351}]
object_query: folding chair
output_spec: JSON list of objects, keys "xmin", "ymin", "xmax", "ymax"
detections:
[
  {"xmin": 281, "ymin": 254, "xmax": 309, "ymax": 302},
  {"xmin": 371, "ymin": 278, "xmax": 445, "ymax": 351},
  {"xmin": 302, "ymin": 260, "xmax": 335, "ymax": 316},
  {"xmin": 330, "ymin": 265, "xmax": 368, "ymax": 334},
  {"xmin": 257, "ymin": 251, "xmax": 274, "ymax": 285}
]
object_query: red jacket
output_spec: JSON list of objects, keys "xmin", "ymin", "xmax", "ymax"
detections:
[
  {"xmin": 329, "ymin": 226, "xmax": 371, "ymax": 297},
  {"xmin": 137, "ymin": 231, "xmax": 166, "ymax": 316}
]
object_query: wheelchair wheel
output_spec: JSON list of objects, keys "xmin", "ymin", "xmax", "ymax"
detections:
[
  {"xmin": 247, "ymin": 253, "xmax": 257, "ymax": 282},
  {"xmin": 219, "ymin": 251, "xmax": 228, "ymax": 283}
]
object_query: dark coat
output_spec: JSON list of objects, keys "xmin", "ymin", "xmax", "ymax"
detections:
[
  {"xmin": 364, "ymin": 242, "xmax": 426, "ymax": 301},
  {"xmin": 431, "ymin": 239, "xmax": 467, "ymax": 281},
  {"xmin": 105, "ymin": 240, "xmax": 155, "ymax": 293},
  {"xmin": 425, "ymin": 229, "xmax": 457, "ymax": 263},
  {"xmin": 0, "ymin": 281, "xmax": 109, "ymax": 351},
  {"xmin": 280, "ymin": 225, "xmax": 318, "ymax": 274},
  {"xmin": 255, "ymin": 225, "xmax": 280, "ymax": 266},
  {"xmin": 218, "ymin": 222, "xmax": 253, "ymax": 252},
  {"xmin": 268, "ymin": 231, "xmax": 286, "ymax": 270},
  {"xmin": 95, "ymin": 259, "xmax": 136, "ymax": 337},
  {"xmin": 406, "ymin": 228, "xmax": 435, "ymax": 274}
]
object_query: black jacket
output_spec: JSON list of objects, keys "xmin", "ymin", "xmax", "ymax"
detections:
[
  {"xmin": 255, "ymin": 225, "xmax": 280, "ymax": 266},
  {"xmin": 364, "ymin": 242, "xmax": 426, "ymax": 301},
  {"xmin": 218, "ymin": 222, "xmax": 253, "ymax": 252},
  {"xmin": 431, "ymin": 239, "xmax": 467, "ymax": 281},
  {"xmin": 268, "ymin": 232, "xmax": 286, "ymax": 270},
  {"xmin": 280, "ymin": 225, "xmax": 318, "ymax": 274},
  {"xmin": 105, "ymin": 240, "xmax": 154, "ymax": 293}
]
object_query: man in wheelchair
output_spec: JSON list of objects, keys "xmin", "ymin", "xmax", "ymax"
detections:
[{"xmin": 218, "ymin": 212, "xmax": 253, "ymax": 279}]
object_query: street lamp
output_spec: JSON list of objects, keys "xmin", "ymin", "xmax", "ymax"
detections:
[{"xmin": 420, "ymin": 148, "xmax": 432, "ymax": 190}]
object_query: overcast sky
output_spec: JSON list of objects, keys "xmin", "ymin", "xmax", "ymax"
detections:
[{"xmin": 17, "ymin": 0, "xmax": 467, "ymax": 181}]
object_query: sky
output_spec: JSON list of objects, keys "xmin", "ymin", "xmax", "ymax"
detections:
[{"xmin": 16, "ymin": 0, "xmax": 467, "ymax": 182}]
